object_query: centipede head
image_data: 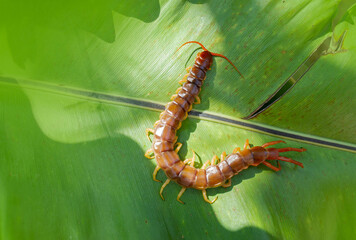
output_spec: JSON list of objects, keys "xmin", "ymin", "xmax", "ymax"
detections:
[
  {"xmin": 176, "ymin": 41, "xmax": 244, "ymax": 78},
  {"xmin": 196, "ymin": 51, "xmax": 213, "ymax": 70}
]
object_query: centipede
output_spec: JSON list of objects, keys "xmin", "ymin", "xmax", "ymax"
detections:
[{"xmin": 145, "ymin": 41, "xmax": 306, "ymax": 204}]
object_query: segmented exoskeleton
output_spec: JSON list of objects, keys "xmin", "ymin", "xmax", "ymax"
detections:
[{"xmin": 145, "ymin": 41, "xmax": 306, "ymax": 204}]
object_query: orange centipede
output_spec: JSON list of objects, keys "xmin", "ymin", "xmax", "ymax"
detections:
[{"xmin": 145, "ymin": 41, "xmax": 306, "ymax": 204}]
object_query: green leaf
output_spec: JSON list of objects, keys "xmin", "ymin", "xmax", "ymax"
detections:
[{"xmin": 1, "ymin": 0, "xmax": 356, "ymax": 239}]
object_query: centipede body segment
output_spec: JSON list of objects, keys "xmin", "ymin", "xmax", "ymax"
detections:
[{"xmin": 145, "ymin": 41, "xmax": 306, "ymax": 204}]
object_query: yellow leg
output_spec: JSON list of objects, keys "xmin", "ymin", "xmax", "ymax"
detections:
[
  {"xmin": 153, "ymin": 120, "xmax": 160, "ymax": 128},
  {"xmin": 170, "ymin": 94, "xmax": 178, "ymax": 101},
  {"xmin": 211, "ymin": 155, "xmax": 219, "ymax": 165},
  {"xmin": 177, "ymin": 187, "xmax": 187, "ymax": 204},
  {"xmin": 176, "ymin": 121, "xmax": 182, "ymax": 130},
  {"xmin": 190, "ymin": 151, "xmax": 196, "ymax": 167},
  {"xmin": 146, "ymin": 128, "xmax": 154, "ymax": 142},
  {"xmin": 202, "ymin": 189, "xmax": 217, "ymax": 204},
  {"xmin": 182, "ymin": 112, "xmax": 188, "ymax": 121},
  {"xmin": 175, "ymin": 87, "xmax": 182, "ymax": 94},
  {"xmin": 144, "ymin": 149, "xmax": 154, "ymax": 159},
  {"xmin": 153, "ymin": 166, "xmax": 161, "ymax": 182},
  {"xmin": 220, "ymin": 151, "xmax": 226, "ymax": 161},
  {"xmin": 175, "ymin": 142, "xmax": 183, "ymax": 153},
  {"xmin": 178, "ymin": 79, "xmax": 187, "ymax": 85},
  {"xmin": 194, "ymin": 96, "xmax": 201, "ymax": 104},
  {"xmin": 183, "ymin": 151, "xmax": 196, "ymax": 167},
  {"xmin": 160, "ymin": 179, "xmax": 171, "ymax": 200},
  {"xmin": 222, "ymin": 179, "xmax": 231, "ymax": 188},
  {"xmin": 243, "ymin": 139, "xmax": 250, "ymax": 150},
  {"xmin": 179, "ymin": 73, "xmax": 189, "ymax": 85},
  {"xmin": 186, "ymin": 66, "xmax": 192, "ymax": 73},
  {"xmin": 202, "ymin": 160, "xmax": 211, "ymax": 169},
  {"xmin": 232, "ymin": 147, "xmax": 241, "ymax": 153}
]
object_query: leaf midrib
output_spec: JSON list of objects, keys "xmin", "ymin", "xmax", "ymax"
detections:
[{"xmin": 1, "ymin": 76, "xmax": 355, "ymax": 153}]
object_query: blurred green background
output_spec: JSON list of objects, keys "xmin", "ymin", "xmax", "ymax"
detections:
[{"xmin": 1, "ymin": 0, "xmax": 356, "ymax": 239}]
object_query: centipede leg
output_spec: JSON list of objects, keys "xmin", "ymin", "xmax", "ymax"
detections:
[
  {"xmin": 243, "ymin": 139, "xmax": 250, "ymax": 150},
  {"xmin": 177, "ymin": 187, "xmax": 187, "ymax": 204},
  {"xmin": 262, "ymin": 161, "xmax": 281, "ymax": 171},
  {"xmin": 170, "ymin": 94, "xmax": 178, "ymax": 100},
  {"xmin": 175, "ymin": 87, "xmax": 183, "ymax": 94},
  {"xmin": 277, "ymin": 147, "xmax": 306, "ymax": 153},
  {"xmin": 183, "ymin": 151, "xmax": 196, "ymax": 166},
  {"xmin": 144, "ymin": 149, "xmax": 155, "ymax": 159},
  {"xmin": 222, "ymin": 179, "xmax": 231, "ymax": 188},
  {"xmin": 211, "ymin": 155, "xmax": 219, "ymax": 165},
  {"xmin": 153, "ymin": 120, "xmax": 160, "ymax": 128},
  {"xmin": 202, "ymin": 160, "xmax": 211, "ymax": 169},
  {"xmin": 153, "ymin": 166, "xmax": 162, "ymax": 182},
  {"xmin": 179, "ymin": 73, "xmax": 189, "ymax": 85},
  {"xmin": 175, "ymin": 142, "xmax": 183, "ymax": 153},
  {"xmin": 220, "ymin": 151, "xmax": 226, "ymax": 161},
  {"xmin": 182, "ymin": 111, "xmax": 189, "ymax": 121},
  {"xmin": 194, "ymin": 96, "xmax": 201, "ymax": 104},
  {"xmin": 202, "ymin": 189, "xmax": 217, "ymax": 204},
  {"xmin": 146, "ymin": 128, "xmax": 154, "ymax": 142},
  {"xmin": 232, "ymin": 147, "xmax": 240, "ymax": 153},
  {"xmin": 160, "ymin": 179, "xmax": 171, "ymax": 201},
  {"xmin": 220, "ymin": 151, "xmax": 231, "ymax": 187},
  {"xmin": 186, "ymin": 66, "xmax": 192, "ymax": 73},
  {"xmin": 262, "ymin": 140, "xmax": 286, "ymax": 148},
  {"xmin": 277, "ymin": 156, "xmax": 304, "ymax": 168}
]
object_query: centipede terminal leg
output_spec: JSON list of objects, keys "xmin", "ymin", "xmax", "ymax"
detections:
[
  {"xmin": 277, "ymin": 147, "xmax": 306, "ymax": 153},
  {"xmin": 261, "ymin": 140, "xmax": 286, "ymax": 148},
  {"xmin": 262, "ymin": 161, "xmax": 281, "ymax": 172},
  {"xmin": 277, "ymin": 156, "xmax": 304, "ymax": 168}
]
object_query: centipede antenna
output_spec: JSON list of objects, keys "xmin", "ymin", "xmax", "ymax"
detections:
[
  {"xmin": 176, "ymin": 41, "xmax": 208, "ymax": 53},
  {"xmin": 210, "ymin": 52, "xmax": 245, "ymax": 79},
  {"xmin": 176, "ymin": 41, "xmax": 244, "ymax": 79}
]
